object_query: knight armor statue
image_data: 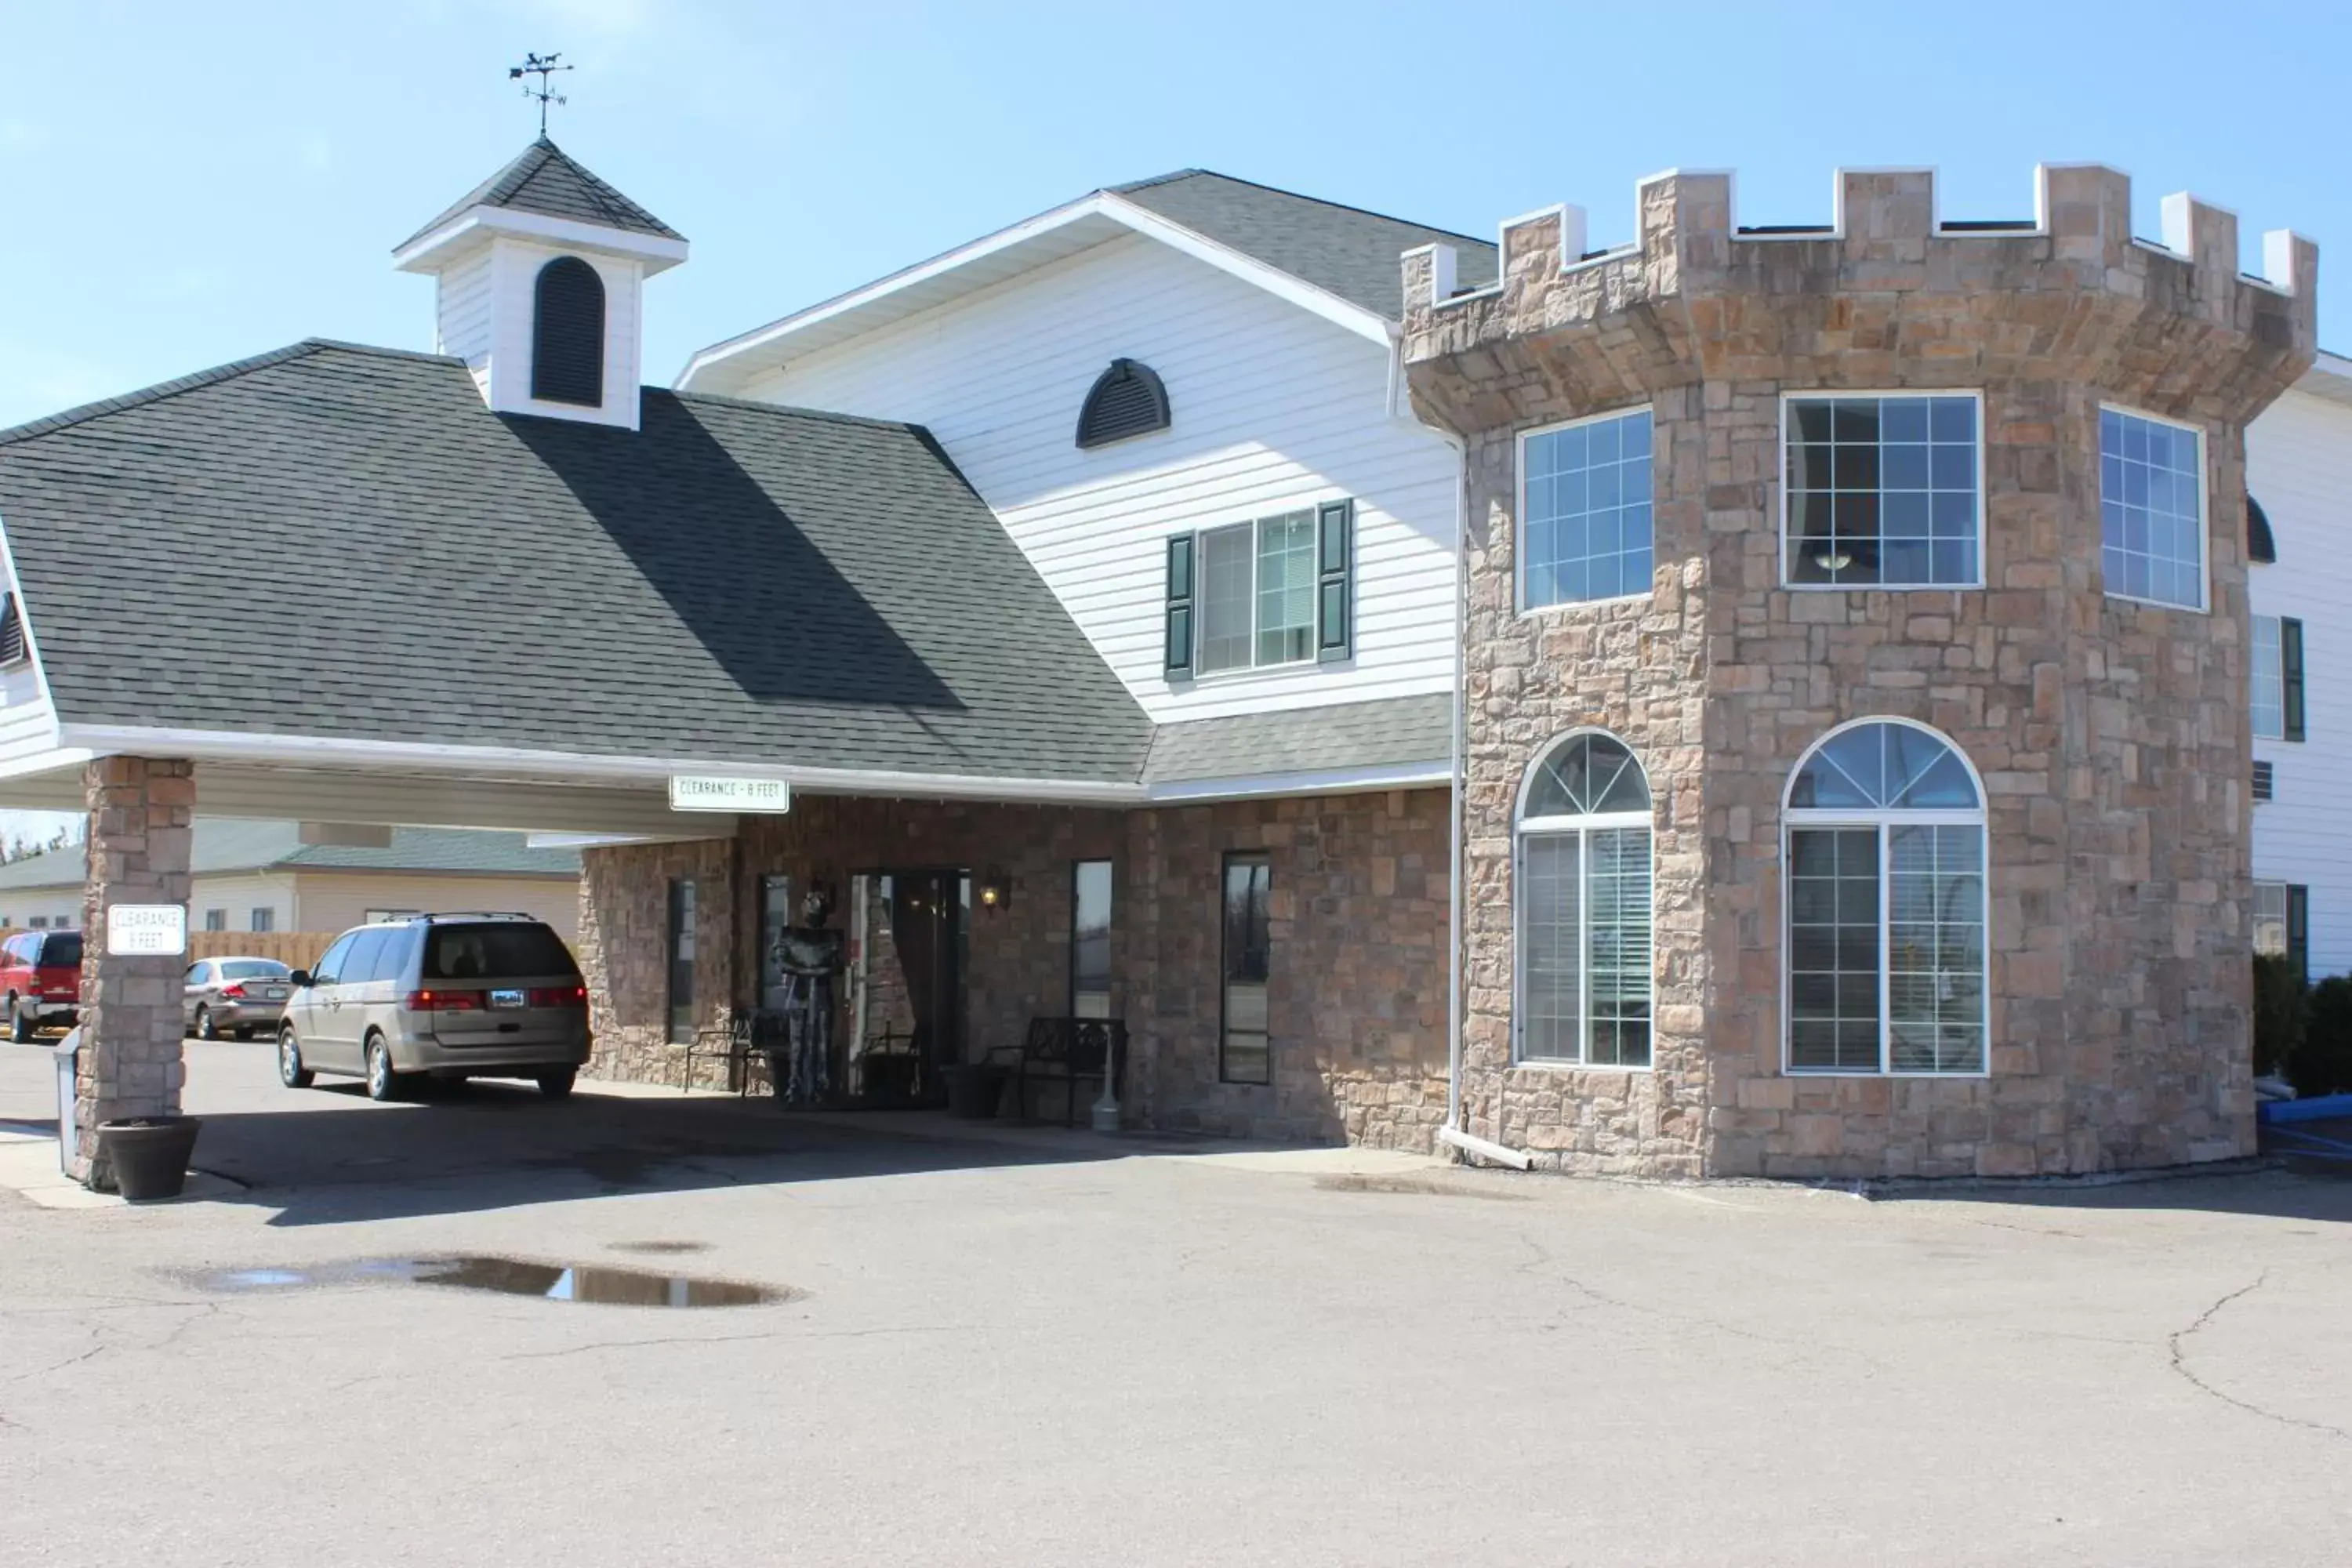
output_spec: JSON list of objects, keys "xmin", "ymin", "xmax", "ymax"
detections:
[{"xmin": 768, "ymin": 884, "xmax": 844, "ymax": 1105}]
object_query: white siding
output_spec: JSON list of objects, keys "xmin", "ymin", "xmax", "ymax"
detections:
[
  {"xmin": 2248, "ymin": 387, "xmax": 2352, "ymax": 975},
  {"xmin": 736, "ymin": 234, "xmax": 1459, "ymax": 723},
  {"xmin": 434, "ymin": 248, "xmax": 495, "ymax": 400},
  {"xmin": 477, "ymin": 238, "xmax": 645, "ymax": 430}
]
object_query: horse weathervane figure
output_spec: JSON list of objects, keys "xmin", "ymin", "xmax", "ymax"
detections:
[{"xmin": 510, "ymin": 52, "xmax": 573, "ymax": 137}]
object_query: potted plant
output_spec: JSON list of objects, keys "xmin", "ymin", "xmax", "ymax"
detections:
[{"xmin": 96, "ymin": 1114, "xmax": 203, "ymax": 1200}]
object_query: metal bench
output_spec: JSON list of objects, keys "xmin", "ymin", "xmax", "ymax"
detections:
[
  {"xmin": 682, "ymin": 1008, "xmax": 786, "ymax": 1096},
  {"xmin": 991, "ymin": 1016, "xmax": 1126, "ymax": 1126}
]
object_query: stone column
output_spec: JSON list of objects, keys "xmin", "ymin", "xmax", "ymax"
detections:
[{"xmin": 71, "ymin": 757, "xmax": 194, "ymax": 1188}]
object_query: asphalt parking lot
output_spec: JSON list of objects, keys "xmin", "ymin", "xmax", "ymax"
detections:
[{"xmin": 3, "ymin": 1040, "xmax": 2349, "ymax": 1567}]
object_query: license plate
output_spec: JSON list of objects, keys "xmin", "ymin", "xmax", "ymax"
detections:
[
  {"xmin": 263, "ymin": 987, "xmax": 287, "ymax": 1000},
  {"xmin": 489, "ymin": 989, "xmax": 526, "ymax": 1010}
]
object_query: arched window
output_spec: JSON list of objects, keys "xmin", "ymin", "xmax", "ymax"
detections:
[
  {"xmin": 2247, "ymin": 494, "xmax": 2277, "ymax": 564},
  {"xmin": 1785, "ymin": 720, "xmax": 1986, "ymax": 1076},
  {"xmin": 1076, "ymin": 359, "xmax": 1170, "ymax": 448},
  {"xmin": 532, "ymin": 256, "xmax": 606, "ymax": 407},
  {"xmin": 1515, "ymin": 731, "xmax": 1653, "ymax": 1067}
]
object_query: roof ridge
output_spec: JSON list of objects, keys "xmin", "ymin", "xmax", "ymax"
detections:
[
  {"xmin": 1114, "ymin": 168, "xmax": 1496, "ymax": 251},
  {"xmin": 664, "ymin": 386, "xmax": 927, "ymax": 434},
  {"xmin": 0, "ymin": 341, "xmax": 333, "ymax": 448}
]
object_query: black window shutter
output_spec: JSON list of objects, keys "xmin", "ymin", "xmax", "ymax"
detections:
[
  {"xmin": 1163, "ymin": 535, "xmax": 1195, "ymax": 679},
  {"xmin": 532, "ymin": 256, "xmax": 607, "ymax": 407},
  {"xmin": 1316, "ymin": 499, "xmax": 1354, "ymax": 663},
  {"xmin": 2288, "ymin": 884, "xmax": 2310, "ymax": 980},
  {"xmin": 0, "ymin": 595, "xmax": 24, "ymax": 666},
  {"xmin": 2282, "ymin": 617, "xmax": 2306, "ymax": 742}
]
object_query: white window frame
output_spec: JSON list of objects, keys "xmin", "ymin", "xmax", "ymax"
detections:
[
  {"xmin": 1189, "ymin": 507, "xmax": 1321, "ymax": 679},
  {"xmin": 2097, "ymin": 403, "xmax": 2209, "ymax": 614},
  {"xmin": 1780, "ymin": 716, "xmax": 1991, "ymax": 1078},
  {"xmin": 2251, "ymin": 614, "xmax": 2285, "ymax": 741},
  {"xmin": 2252, "ymin": 880, "xmax": 2290, "ymax": 957},
  {"xmin": 1512, "ymin": 728, "xmax": 1654, "ymax": 1072},
  {"xmin": 1516, "ymin": 405, "xmax": 1657, "ymax": 615},
  {"xmin": 1779, "ymin": 390, "xmax": 1987, "ymax": 593}
]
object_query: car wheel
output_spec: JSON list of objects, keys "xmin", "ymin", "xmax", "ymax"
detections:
[
  {"xmin": 7, "ymin": 997, "xmax": 31, "ymax": 1044},
  {"xmin": 536, "ymin": 1067, "xmax": 577, "ymax": 1101},
  {"xmin": 365, "ymin": 1034, "xmax": 408, "ymax": 1102},
  {"xmin": 194, "ymin": 1005, "xmax": 219, "ymax": 1042},
  {"xmin": 278, "ymin": 1028, "xmax": 314, "ymax": 1089}
]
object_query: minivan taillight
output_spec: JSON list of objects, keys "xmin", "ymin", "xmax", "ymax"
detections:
[
  {"xmin": 528, "ymin": 985, "xmax": 589, "ymax": 1008},
  {"xmin": 403, "ymin": 989, "xmax": 481, "ymax": 1012}
]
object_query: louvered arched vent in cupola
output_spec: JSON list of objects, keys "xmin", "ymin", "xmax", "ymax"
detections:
[
  {"xmin": 0, "ymin": 595, "xmax": 26, "ymax": 666},
  {"xmin": 2248, "ymin": 494, "xmax": 2277, "ymax": 564},
  {"xmin": 532, "ymin": 256, "xmax": 607, "ymax": 407},
  {"xmin": 1076, "ymin": 359, "xmax": 1171, "ymax": 449}
]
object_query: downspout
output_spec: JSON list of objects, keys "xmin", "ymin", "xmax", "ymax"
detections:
[{"xmin": 1388, "ymin": 330, "xmax": 1533, "ymax": 1172}]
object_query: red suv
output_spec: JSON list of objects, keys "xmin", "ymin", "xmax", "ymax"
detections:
[{"xmin": 2, "ymin": 929, "xmax": 84, "ymax": 1041}]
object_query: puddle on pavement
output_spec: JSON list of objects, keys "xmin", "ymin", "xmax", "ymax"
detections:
[
  {"xmin": 1315, "ymin": 1174, "xmax": 1533, "ymax": 1201},
  {"xmin": 191, "ymin": 1255, "xmax": 789, "ymax": 1308}
]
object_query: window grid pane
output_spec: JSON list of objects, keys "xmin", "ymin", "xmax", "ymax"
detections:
[
  {"xmin": 1786, "ymin": 395, "xmax": 1978, "ymax": 587},
  {"xmin": 1197, "ymin": 523, "xmax": 1254, "ymax": 673},
  {"xmin": 1788, "ymin": 828, "xmax": 1882, "ymax": 1070},
  {"xmin": 2252, "ymin": 880, "xmax": 2289, "ymax": 956},
  {"xmin": 1886, "ymin": 825, "xmax": 1985, "ymax": 1073},
  {"xmin": 1586, "ymin": 827, "xmax": 1653, "ymax": 1068},
  {"xmin": 1254, "ymin": 511, "xmax": 1316, "ymax": 666},
  {"xmin": 2251, "ymin": 615, "xmax": 2285, "ymax": 739},
  {"xmin": 2100, "ymin": 408, "xmax": 2205, "ymax": 608},
  {"xmin": 1523, "ymin": 409, "xmax": 1654, "ymax": 608},
  {"xmin": 1519, "ymin": 834, "xmax": 1583, "ymax": 1062}
]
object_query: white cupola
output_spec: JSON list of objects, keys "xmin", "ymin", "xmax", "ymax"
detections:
[{"xmin": 391, "ymin": 137, "xmax": 688, "ymax": 431}]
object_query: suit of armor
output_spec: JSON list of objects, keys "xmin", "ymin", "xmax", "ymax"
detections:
[{"xmin": 768, "ymin": 889, "xmax": 844, "ymax": 1105}]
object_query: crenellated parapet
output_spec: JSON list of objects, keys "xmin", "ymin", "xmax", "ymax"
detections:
[{"xmin": 1403, "ymin": 165, "xmax": 2318, "ymax": 437}]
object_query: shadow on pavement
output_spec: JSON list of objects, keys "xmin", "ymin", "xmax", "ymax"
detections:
[{"xmin": 191, "ymin": 1079, "xmax": 1232, "ymax": 1227}]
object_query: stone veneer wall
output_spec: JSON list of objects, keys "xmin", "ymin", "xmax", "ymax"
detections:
[
  {"xmin": 71, "ymin": 757, "xmax": 195, "ymax": 1185},
  {"xmin": 576, "ymin": 789, "xmax": 1450, "ymax": 1150},
  {"xmin": 1406, "ymin": 165, "xmax": 2317, "ymax": 1178}
]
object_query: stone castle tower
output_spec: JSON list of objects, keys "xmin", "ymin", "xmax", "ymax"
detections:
[{"xmin": 1404, "ymin": 166, "xmax": 2317, "ymax": 1178}]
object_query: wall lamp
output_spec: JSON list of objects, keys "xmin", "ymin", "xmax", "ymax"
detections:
[{"xmin": 977, "ymin": 868, "xmax": 1013, "ymax": 913}]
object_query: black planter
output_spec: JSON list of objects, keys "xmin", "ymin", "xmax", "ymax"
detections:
[
  {"xmin": 943, "ymin": 1064, "xmax": 1005, "ymax": 1120},
  {"xmin": 96, "ymin": 1116, "xmax": 202, "ymax": 1201}
]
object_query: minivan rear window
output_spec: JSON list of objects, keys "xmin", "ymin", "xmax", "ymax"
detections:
[
  {"xmin": 423, "ymin": 924, "xmax": 580, "ymax": 982},
  {"xmin": 42, "ymin": 933, "xmax": 82, "ymax": 967}
]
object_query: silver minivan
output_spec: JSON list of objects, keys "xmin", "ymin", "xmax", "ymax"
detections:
[{"xmin": 276, "ymin": 914, "xmax": 590, "ymax": 1102}]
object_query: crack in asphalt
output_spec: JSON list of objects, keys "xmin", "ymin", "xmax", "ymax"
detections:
[
  {"xmin": 2166, "ymin": 1271, "xmax": 2352, "ymax": 1446},
  {"xmin": 498, "ymin": 1323, "xmax": 971, "ymax": 1362}
]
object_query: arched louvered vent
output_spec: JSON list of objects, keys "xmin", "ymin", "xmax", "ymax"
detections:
[
  {"xmin": 1076, "ymin": 359, "xmax": 1170, "ymax": 449},
  {"xmin": 0, "ymin": 595, "xmax": 24, "ymax": 666},
  {"xmin": 532, "ymin": 256, "xmax": 607, "ymax": 407},
  {"xmin": 2248, "ymin": 494, "xmax": 2277, "ymax": 564}
]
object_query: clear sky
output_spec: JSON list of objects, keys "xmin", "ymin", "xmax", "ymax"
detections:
[{"xmin": 0, "ymin": 0, "xmax": 2344, "ymax": 838}]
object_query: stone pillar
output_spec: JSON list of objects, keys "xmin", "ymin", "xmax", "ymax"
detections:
[{"xmin": 71, "ymin": 757, "xmax": 194, "ymax": 1187}]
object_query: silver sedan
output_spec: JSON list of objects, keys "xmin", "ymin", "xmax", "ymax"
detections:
[{"xmin": 183, "ymin": 956, "xmax": 297, "ymax": 1040}]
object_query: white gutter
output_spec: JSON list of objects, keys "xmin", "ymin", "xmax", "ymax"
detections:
[{"xmin": 1388, "ymin": 328, "xmax": 1532, "ymax": 1172}]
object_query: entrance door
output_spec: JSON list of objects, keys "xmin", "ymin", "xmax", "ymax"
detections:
[{"xmin": 849, "ymin": 869, "xmax": 967, "ymax": 1103}]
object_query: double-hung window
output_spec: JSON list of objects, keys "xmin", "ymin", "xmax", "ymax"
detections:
[
  {"xmin": 2100, "ymin": 407, "xmax": 2206, "ymax": 610},
  {"xmin": 1784, "ymin": 394, "xmax": 1981, "ymax": 587},
  {"xmin": 1785, "ymin": 720, "xmax": 1987, "ymax": 1076},
  {"xmin": 1515, "ymin": 732, "xmax": 1653, "ymax": 1067},
  {"xmin": 2250, "ymin": 614, "xmax": 2305, "ymax": 742},
  {"xmin": 1521, "ymin": 408, "xmax": 1654, "ymax": 608},
  {"xmin": 2252, "ymin": 880, "xmax": 2310, "ymax": 974},
  {"xmin": 1165, "ymin": 502, "xmax": 1354, "ymax": 677}
]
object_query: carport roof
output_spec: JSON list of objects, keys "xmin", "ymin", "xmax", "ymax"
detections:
[
  {"xmin": 0, "ymin": 339, "xmax": 1153, "ymax": 786},
  {"xmin": 0, "ymin": 821, "xmax": 580, "ymax": 894}
]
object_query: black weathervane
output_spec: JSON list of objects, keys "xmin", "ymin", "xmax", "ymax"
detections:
[{"xmin": 510, "ymin": 52, "xmax": 573, "ymax": 136}]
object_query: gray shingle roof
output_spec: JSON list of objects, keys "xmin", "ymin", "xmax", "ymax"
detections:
[
  {"xmin": 0, "ymin": 340, "xmax": 1152, "ymax": 784},
  {"xmin": 1143, "ymin": 693, "xmax": 1453, "ymax": 786},
  {"xmin": 1110, "ymin": 171, "xmax": 1497, "ymax": 319},
  {"xmin": 0, "ymin": 822, "xmax": 579, "ymax": 894},
  {"xmin": 397, "ymin": 137, "xmax": 684, "ymax": 252}
]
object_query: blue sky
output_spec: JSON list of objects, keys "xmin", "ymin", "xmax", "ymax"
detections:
[
  {"xmin": 0, "ymin": 0, "xmax": 2343, "ymax": 840},
  {"xmin": 3, "ymin": 0, "xmax": 2347, "ymax": 434}
]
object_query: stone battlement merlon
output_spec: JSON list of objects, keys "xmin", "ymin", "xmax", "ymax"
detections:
[{"xmin": 1403, "ymin": 163, "xmax": 2316, "ymax": 355}]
